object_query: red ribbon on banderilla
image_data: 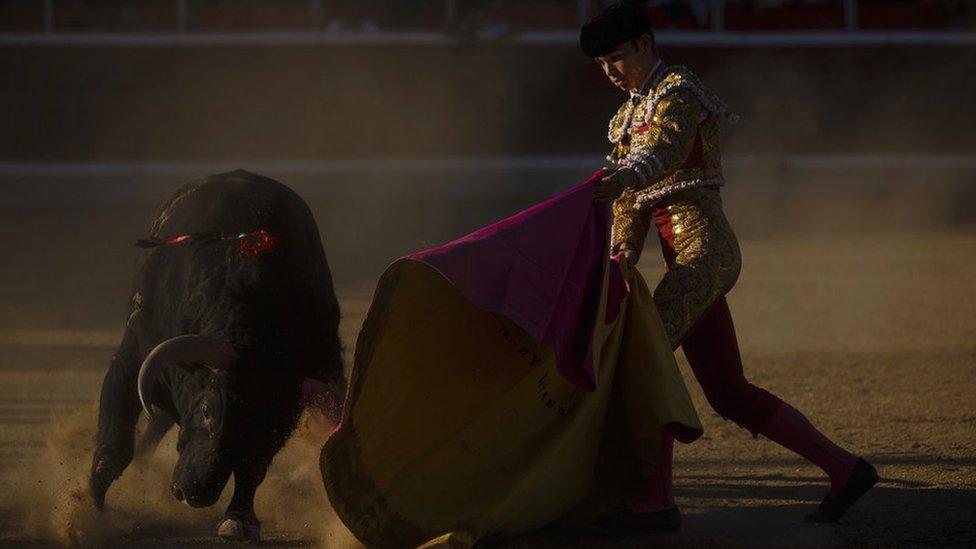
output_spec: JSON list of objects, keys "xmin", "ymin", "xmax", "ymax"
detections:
[{"xmin": 135, "ymin": 229, "xmax": 275, "ymax": 257}]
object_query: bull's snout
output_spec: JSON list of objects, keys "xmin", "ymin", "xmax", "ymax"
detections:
[{"xmin": 171, "ymin": 483, "xmax": 185, "ymax": 502}]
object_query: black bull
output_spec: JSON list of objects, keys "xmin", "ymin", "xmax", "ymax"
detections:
[{"xmin": 89, "ymin": 170, "xmax": 345, "ymax": 542}]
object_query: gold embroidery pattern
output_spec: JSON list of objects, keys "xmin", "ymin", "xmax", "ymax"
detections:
[
  {"xmin": 604, "ymin": 67, "xmax": 740, "ymax": 346},
  {"xmin": 643, "ymin": 66, "xmax": 738, "ymax": 128},
  {"xmin": 607, "ymin": 99, "xmax": 636, "ymax": 148},
  {"xmin": 610, "ymin": 188, "xmax": 652, "ymax": 255},
  {"xmin": 606, "ymin": 64, "xmax": 733, "ymax": 209},
  {"xmin": 651, "ymin": 188, "xmax": 741, "ymax": 347},
  {"xmin": 627, "ymin": 88, "xmax": 707, "ymax": 193},
  {"xmin": 633, "ymin": 108, "xmax": 725, "ymax": 208}
]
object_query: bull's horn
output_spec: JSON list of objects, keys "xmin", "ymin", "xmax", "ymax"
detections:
[{"xmin": 137, "ymin": 335, "xmax": 239, "ymax": 420}]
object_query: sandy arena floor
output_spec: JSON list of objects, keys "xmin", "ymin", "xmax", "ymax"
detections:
[{"xmin": 0, "ymin": 232, "xmax": 974, "ymax": 547}]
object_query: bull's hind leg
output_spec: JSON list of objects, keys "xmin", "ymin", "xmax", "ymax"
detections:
[
  {"xmin": 217, "ymin": 461, "xmax": 269, "ymax": 542},
  {"xmin": 90, "ymin": 333, "xmax": 143, "ymax": 509}
]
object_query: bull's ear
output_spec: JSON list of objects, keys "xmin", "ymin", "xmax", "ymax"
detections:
[{"xmin": 138, "ymin": 335, "xmax": 239, "ymax": 420}]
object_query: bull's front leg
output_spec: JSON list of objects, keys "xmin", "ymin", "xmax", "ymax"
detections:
[
  {"xmin": 90, "ymin": 336, "xmax": 143, "ymax": 509},
  {"xmin": 217, "ymin": 460, "xmax": 269, "ymax": 542}
]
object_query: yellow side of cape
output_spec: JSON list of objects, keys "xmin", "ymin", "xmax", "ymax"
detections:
[{"xmin": 321, "ymin": 259, "xmax": 701, "ymax": 547}]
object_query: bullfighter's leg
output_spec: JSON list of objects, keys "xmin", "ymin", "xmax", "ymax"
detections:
[
  {"xmin": 618, "ymin": 190, "xmax": 743, "ymax": 524},
  {"xmin": 681, "ymin": 297, "xmax": 877, "ymax": 521},
  {"xmin": 90, "ymin": 331, "xmax": 143, "ymax": 509},
  {"xmin": 680, "ymin": 297, "xmax": 783, "ymax": 434},
  {"xmin": 631, "ymin": 430, "xmax": 676, "ymax": 513},
  {"xmin": 645, "ymin": 189, "xmax": 874, "ymax": 522},
  {"xmin": 217, "ymin": 460, "xmax": 269, "ymax": 542}
]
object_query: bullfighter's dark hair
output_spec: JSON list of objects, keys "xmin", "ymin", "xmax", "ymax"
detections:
[{"xmin": 579, "ymin": 1, "xmax": 656, "ymax": 58}]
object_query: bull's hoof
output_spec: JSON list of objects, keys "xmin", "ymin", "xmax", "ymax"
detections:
[{"xmin": 217, "ymin": 516, "xmax": 261, "ymax": 543}]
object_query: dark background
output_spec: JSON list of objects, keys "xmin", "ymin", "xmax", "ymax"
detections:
[
  {"xmin": 2, "ymin": 44, "xmax": 974, "ymax": 159},
  {"xmin": 1, "ymin": 1, "xmax": 975, "ymax": 325}
]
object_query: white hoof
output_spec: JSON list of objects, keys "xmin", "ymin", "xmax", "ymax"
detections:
[{"xmin": 217, "ymin": 517, "xmax": 260, "ymax": 542}]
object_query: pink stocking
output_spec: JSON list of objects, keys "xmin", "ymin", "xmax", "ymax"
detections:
[
  {"xmin": 760, "ymin": 402, "xmax": 857, "ymax": 496},
  {"xmin": 630, "ymin": 430, "xmax": 675, "ymax": 512}
]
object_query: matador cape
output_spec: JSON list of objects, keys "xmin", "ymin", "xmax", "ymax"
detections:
[{"xmin": 320, "ymin": 170, "xmax": 702, "ymax": 547}]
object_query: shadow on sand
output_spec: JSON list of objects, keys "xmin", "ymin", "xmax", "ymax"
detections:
[
  {"xmin": 499, "ymin": 482, "xmax": 976, "ymax": 548},
  {"xmin": 1, "ymin": 478, "xmax": 972, "ymax": 547}
]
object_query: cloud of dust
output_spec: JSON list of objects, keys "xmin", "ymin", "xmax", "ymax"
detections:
[{"xmin": 0, "ymin": 406, "xmax": 362, "ymax": 547}]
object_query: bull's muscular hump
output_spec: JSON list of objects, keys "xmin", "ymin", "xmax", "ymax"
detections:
[{"xmin": 90, "ymin": 170, "xmax": 344, "ymax": 542}]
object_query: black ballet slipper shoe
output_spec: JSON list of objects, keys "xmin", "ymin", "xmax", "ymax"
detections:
[
  {"xmin": 595, "ymin": 504, "xmax": 681, "ymax": 535},
  {"xmin": 805, "ymin": 457, "xmax": 879, "ymax": 523}
]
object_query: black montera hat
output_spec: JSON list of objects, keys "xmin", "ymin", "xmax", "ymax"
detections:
[{"xmin": 580, "ymin": 1, "xmax": 653, "ymax": 58}]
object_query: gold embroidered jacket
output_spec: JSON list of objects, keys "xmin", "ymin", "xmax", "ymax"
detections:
[{"xmin": 608, "ymin": 63, "xmax": 737, "ymax": 253}]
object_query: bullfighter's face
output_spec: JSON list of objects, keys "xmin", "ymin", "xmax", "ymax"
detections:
[{"xmin": 594, "ymin": 35, "xmax": 655, "ymax": 92}]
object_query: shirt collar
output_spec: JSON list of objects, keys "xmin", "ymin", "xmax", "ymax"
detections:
[{"xmin": 630, "ymin": 59, "xmax": 665, "ymax": 99}]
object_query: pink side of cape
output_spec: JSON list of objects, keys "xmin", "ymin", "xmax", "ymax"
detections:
[{"xmin": 408, "ymin": 169, "xmax": 627, "ymax": 390}]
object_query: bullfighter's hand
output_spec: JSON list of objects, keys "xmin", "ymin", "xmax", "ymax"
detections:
[
  {"xmin": 613, "ymin": 243, "xmax": 638, "ymax": 270},
  {"xmin": 594, "ymin": 167, "xmax": 637, "ymax": 202}
]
